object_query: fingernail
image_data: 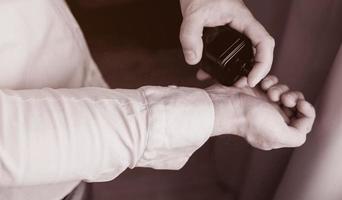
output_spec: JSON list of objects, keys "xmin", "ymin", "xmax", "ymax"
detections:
[{"xmin": 185, "ymin": 51, "xmax": 197, "ymax": 64}]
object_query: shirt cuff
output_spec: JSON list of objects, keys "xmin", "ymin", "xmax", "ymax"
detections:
[{"xmin": 136, "ymin": 86, "xmax": 215, "ymax": 170}]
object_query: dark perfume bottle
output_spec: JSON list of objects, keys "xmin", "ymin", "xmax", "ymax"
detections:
[{"xmin": 199, "ymin": 26, "xmax": 254, "ymax": 86}]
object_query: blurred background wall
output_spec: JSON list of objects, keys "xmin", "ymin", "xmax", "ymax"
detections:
[{"xmin": 65, "ymin": 0, "xmax": 342, "ymax": 199}]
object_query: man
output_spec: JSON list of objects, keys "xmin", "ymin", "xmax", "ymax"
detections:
[{"xmin": 0, "ymin": 0, "xmax": 314, "ymax": 199}]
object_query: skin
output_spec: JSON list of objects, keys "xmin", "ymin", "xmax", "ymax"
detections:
[
  {"xmin": 178, "ymin": 0, "xmax": 313, "ymax": 150},
  {"xmin": 179, "ymin": 0, "xmax": 275, "ymax": 87},
  {"xmin": 206, "ymin": 75, "xmax": 316, "ymax": 150}
]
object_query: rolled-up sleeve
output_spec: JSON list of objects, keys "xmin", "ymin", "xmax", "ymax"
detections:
[
  {"xmin": 136, "ymin": 86, "xmax": 214, "ymax": 169},
  {"xmin": 0, "ymin": 86, "xmax": 214, "ymax": 187}
]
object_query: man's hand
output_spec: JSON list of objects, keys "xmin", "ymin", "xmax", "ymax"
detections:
[
  {"xmin": 206, "ymin": 75, "xmax": 316, "ymax": 150},
  {"xmin": 180, "ymin": 0, "xmax": 275, "ymax": 87}
]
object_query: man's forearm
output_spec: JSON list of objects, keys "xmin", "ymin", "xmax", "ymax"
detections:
[{"xmin": 0, "ymin": 86, "xmax": 214, "ymax": 186}]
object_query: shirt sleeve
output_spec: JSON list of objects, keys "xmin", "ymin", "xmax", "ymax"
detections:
[{"xmin": 0, "ymin": 86, "xmax": 214, "ymax": 187}]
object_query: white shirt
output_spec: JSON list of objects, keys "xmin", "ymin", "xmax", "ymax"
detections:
[{"xmin": 0, "ymin": 1, "xmax": 215, "ymax": 199}]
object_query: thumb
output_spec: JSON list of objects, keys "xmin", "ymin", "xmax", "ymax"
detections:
[{"xmin": 179, "ymin": 17, "xmax": 204, "ymax": 65}]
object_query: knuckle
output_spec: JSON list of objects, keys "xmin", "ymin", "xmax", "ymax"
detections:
[
  {"xmin": 182, "ymin": 3, "xmax": 201, "ymax": 17},
  {"xmin": 305, "ymin": 125, "xmax": 313, "ymax": 133},
  {"xmin": 245, "ymin": 17, "xmax": 258, "ymax": 28},
  {"xmin": 257, "ymin": 141, "xmax": 274, "ymax": 151},
  {"xmin": 295, "ymin": 135, "xmax": 307, "ymax": 147},
  {"xmin": 307, "ymin": 102, "xmax": 316, "ymax": 118},
  {"xmin": 268, "ymin": 87, "xmax": 280, "ymax": 98},
  {"xmin": 269, "ymin": 75, "xmax": 278, "ymax": 83},
  {"xmin": 258, "ymin": 143, "xmax": 272, "ymax": 151},
  {"xmin": 272, "ymin": 84, "xmax": 289, "ymax": 94},
  {"xmin": 295, "ymin": 91, "xmax": 305, "ymax": 99},
  {"xmin": 280, "ymin": 94, "xmax": 288, "ymax": 102},
  {"xmin": 262, "ymin": 147, "xmax": 272, "ymax": 151},
  {"xmin": 179, "ymin": 29, "xmax": 192, "ymax": 43},
  {"xmin": 179, "ymin": 18, "xmax": 199, "ymax": 41},
  {"xmin": 312, "ymin": 107, "xmax": 317, "ymax": 118},
  {"xmin": 266, "ymin": 36, "xmax": 276, "ymax": 47},
  {"xmin": 280, "ymin": 84, "xmax": 290, "ymax": 91},
  {"xmin": 282, "ymin": 92, "xmax": 293, "ymax": 100},
  {"xmin": 268, "ymin": 86, "xmax": 278, "ymax": 93},
  {"xmin": 267, "ymin": 88, "xmax": 275, "ymax": 97}
]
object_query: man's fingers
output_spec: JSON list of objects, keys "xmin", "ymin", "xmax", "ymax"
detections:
[
  {"xmin": 196, "ymin": 69, "xmax": 211, "ymax": 80},
  {"xmin": 230, "ymin": 17, "xmax": 275, "ymax": 87},
  {"xmin": 276, "ymin": 99, "xmax": 315, "ymax": 148},
  {"xmin": 290, "ymin": 100, "xmax": 316, "ymax": 133},
  {"xmin": 282, "ymin": 106, "xmax": 295, "ymax": 121},
  {"xmin": 280, "ymin": 91, "xmax": 305, "ymax": 108},
  {"xmin": 247, "ymin": 37, "xmax": 275, "ymax": 87},
  {"xmin": 180, "ymin": 16, "xmax": 204, "ymax": 65},
  {"xmin": 260, "ymin": 75, "xmax": 278, "ymax": 90},
  {"xmin": 267, "ymin": 84, "xmax": 289, "ymax": 102}
]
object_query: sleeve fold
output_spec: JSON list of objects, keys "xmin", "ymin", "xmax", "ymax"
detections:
[
  {"xmin": 0, "ymin": 86, "xmax": 214, "ymax": 187},
  {"xmin": 136, "ymin": 86, "xmax": 214, "ymax": 170}
]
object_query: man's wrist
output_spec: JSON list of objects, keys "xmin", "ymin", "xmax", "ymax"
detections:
[{"xmin": 205, "ymin": 87, "xmax": 245, "ymax": 137}]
